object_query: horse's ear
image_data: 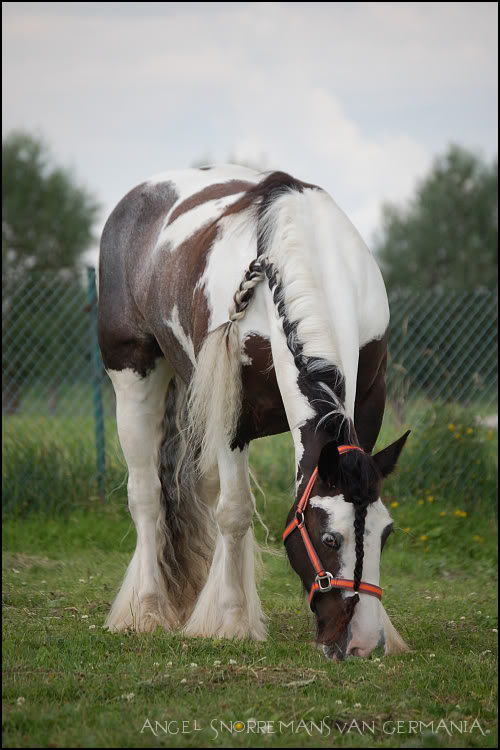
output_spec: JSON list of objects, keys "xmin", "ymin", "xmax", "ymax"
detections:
[
  {"xmin": 318, "ymin": 441, "xmax": 341, "ymax": 488},
  {"xmin": 372, "ymin": 430, "xmax": 411, "ymax": 478}
]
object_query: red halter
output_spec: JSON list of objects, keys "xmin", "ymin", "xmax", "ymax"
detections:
[{"xmin": 283, "ymin": 445, "xmax": 383, "ymax": 609}]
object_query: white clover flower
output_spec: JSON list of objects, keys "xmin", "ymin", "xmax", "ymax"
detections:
[
  {"xmin": 336, "ymin": 699, "xmax": 343, "ymax": 705},
  {"xmin": 180, "ymin": 678, "xmax": 187, "ymax": 684},
  {"xmin": 89, "ymin": 625, "xmax": 96, "ymax": 630},
  {"xmin": 229, "ymin": 659, "xmax": 237, "ymax": 665},
  {"xmin": 153, "ymin": 662, "xmax": 160, "ymax": 667},
  {"xmin": 354, "ymin": 702, "xmax": 362, "ymax": 708},
  {"xmin": 81, "ymin": 615, "xmax": 89, "ymax": 620},
  {"xmin": 190, "ymin": 662, "xmax": 198, "ymax": 668},
  {"xmin": 16, "ymin": 697, "xmax": 25, "ymax": 706},
  {"xmin": 213, "ymin": 660, "xmax": 221, "ymax": 666}
]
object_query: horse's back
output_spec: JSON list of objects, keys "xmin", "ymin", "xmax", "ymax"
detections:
[{"xmin": 98, "ymin": 165, "xmax": 261, "ymax": 377}]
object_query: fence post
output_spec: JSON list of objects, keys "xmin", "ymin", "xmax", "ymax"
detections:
[{"xmin": 87, "ymin": 267, "xmax": 106, "ymax": 501}]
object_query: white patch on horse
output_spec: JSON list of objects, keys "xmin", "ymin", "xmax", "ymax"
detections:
[
  {"xmin": 164, "ymin": 305, "xmax": 196, "ymax": 366},
  {"xmin": 260, "ymin": 188, "xmax": 389, "ymax": 418},
  {"xmin": 155, "ymin": 192, "xmax": 247, "ymax": 253},
  {"xmin": 105, "ymin": 362, "xmax": 174, "ymax": 632},
  {"xmin": 184, "ymin": 445, "xmax": 266, "ymax": 640},
  {"xmin": 146, "ymin": 164, "xmax": 259, "ymax": 198}
]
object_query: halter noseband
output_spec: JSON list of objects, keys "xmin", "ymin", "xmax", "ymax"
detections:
[{"xmin": 283, "ymin": 445, "xmax": 383, "ymax": 609}]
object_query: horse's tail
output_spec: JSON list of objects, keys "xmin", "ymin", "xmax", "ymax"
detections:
[
  {"xmin": 156, "ymin": 376, "xmax": 216, "ymax": 625},
  {"xmin": 186, "ymin": 260, "xmax": 265, "ymax": 475}
]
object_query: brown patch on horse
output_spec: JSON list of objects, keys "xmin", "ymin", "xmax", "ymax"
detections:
[
  {"xmin": 167, "ymin": 181, "xmax": 255, "ymax": 225},
  {"xmin": 232, "ymin": 334, "xmax": 289, "ymax": 447},
  {"xmin": 354, "ymin": 331, "xmax": 389, "ymax": 453},
  {"xmin": 98, "ymin": 181, "xmax": 179, "ymax": 376},
  {"xmin": 142, "ymin": 221, "xmax": 220, "ymax": 381}
]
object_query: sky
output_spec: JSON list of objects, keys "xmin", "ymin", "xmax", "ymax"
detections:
[{"xmin": 2, "ymin": 2, "xmax": 498, "ymax": 263}]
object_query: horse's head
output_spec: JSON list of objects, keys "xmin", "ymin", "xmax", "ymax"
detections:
[{"xmin": 284, "ymin": 431, "xmax": 410, "ymax": 660}]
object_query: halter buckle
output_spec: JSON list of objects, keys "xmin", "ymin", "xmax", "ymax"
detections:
[
  {"xmin": 295, "ymin": 509, "xmax": 305, "ymax": 528},
  {"xmin": 315, "ymin": 571, "xmax": 334, "ymax": 592}
]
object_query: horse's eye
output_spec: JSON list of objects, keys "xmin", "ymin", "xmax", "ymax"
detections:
[{"xmin": 321, "ymin": 532, "xmax": 341, "ymax": 549}]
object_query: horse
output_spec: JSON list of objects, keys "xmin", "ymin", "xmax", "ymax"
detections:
[{"xmin": 97, "ymin": 164, "xmax": 410, "ymax": 660}]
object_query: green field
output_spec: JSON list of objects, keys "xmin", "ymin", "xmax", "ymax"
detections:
[{"xmin": 2, "ymin": 403, "xmax": 498, "ymax": 748}]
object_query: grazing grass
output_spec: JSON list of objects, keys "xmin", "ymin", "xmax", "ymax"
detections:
[
  {"xmin": 2, "ymin": 509, "xmax": 498, "ymax": 748},
  {"xmin": 2, "ymin": 402, "xmax": 498, "ymax": 747}
]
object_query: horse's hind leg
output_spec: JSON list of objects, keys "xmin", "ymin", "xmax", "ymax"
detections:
[
  {"xmin": 106, "ymin": 359, "xmax": 173, "ymax": 632},
  {"xmin": 184, "ymin": 445, "xmax": 266, "ymax": 640}
]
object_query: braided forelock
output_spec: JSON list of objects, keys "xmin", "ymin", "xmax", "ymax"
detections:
[{"xmin": 353, "ymin": 504, "xmax": 368, "ymax": 591}]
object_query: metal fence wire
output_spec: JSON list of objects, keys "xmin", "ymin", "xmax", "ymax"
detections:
[{"xmin": 2, "ymin": 269, "xmax": 498, "ymax": 502}]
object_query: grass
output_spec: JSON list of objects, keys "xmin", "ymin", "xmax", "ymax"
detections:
[
  {"xmin": 2, "ymin": 402, "xmax": 498, "ymax": 747},
  {"xmin": 2, "ymin": 509, "xmax": 498, "ymax": 748}
]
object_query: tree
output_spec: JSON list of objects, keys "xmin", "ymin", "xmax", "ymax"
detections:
[
  {"xmin": 374, "ymin": 145, "xmax": 498, "ymax": 292},
  {"xmin": 2, "ymin": 132, "xmax": 100, "ymax": 413},
  {"xmin": 2, "ymin": 131, "xmax": 100, "ymax": 283}
]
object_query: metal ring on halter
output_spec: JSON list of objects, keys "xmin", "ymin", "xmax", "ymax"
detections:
[
  {"xmin": 315, "ymin": 571, "xmax": 334, "ymax": 592},
  {"xmin": 295, "ymin": 510, "xmax": 305, "ymax": 528}
]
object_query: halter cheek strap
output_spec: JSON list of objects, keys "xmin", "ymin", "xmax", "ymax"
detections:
[{"xmin": 283, "ymin": 445, "xmax": 383, "ymax": 609}]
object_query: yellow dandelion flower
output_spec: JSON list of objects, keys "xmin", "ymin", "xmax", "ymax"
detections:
[
  {"xmin": 419, "ymin": 535, "xmax": 428, "ymax": 542},
  {"xmin": 403, "ymin": 527, "xmax": 411, "ymax": 533},
  {"xmin": 417, "ymin": 499, "xmax": 425, "ymax": 506},
  {"xmin": 391, "ymin": 501, "xmax": 399, "ymax": 508},
  {"xmin": 487, "ymin": 431, "xmax": 493, "ymax": 440},
  {"xmin": 472, "ymin": 535, "xmax": 484, "ymax": 544},
  {"xmin": 427, "ymin": 495, "xmax": 434, "ymax": 503},
  {"xmin": 467, "ymin": 428, "xmax": 474, "ymax": 435},
  {"xmin": 448, "ymin": 423, "xmax": 455, "ymax": 431},
  {"xmin": 454, "ymin": 510, "xmax": 467, "ymax": 518},
  {"xmin": 454, "ymin": 432, "xmax": 461, "ymax": 440},
  {"xmin": 440, "ymin": 511, "xmax": 447, "ymax": 517}
]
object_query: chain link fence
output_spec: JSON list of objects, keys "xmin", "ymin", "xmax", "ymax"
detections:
[{"xmin": 2, "ymin": 270, "xmax": 497, "ymax": 511}]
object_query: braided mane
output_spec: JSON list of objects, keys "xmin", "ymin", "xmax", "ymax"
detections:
[{"xmin": 228, "ymin": 171, "xmax": 381, "ymax": 593}]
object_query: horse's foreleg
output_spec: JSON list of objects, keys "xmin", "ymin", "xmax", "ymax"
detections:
[
  {"xmin": 184, "ymin": 445, "xmax": 267, "ymax": 640},
  {"xmin": 105, "ymin": 360, "xmax": 173, "ymax": 632}
]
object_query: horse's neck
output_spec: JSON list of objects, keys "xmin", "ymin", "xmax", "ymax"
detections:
[{"xmin": 262, "ymin": 283, "xmax": 350, "ymax": 488}]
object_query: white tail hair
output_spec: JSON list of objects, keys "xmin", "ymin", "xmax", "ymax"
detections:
[
  {"xmin": 187, "ymin": 321, "xmax": 243, "ymax": 474},
  {"xmin": 187, "ymin": 261, "xmax": 264, "ymax": 475}
]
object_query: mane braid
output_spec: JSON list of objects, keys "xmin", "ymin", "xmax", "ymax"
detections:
[
  {"xmin": 228, "ymin": 171, "xmax": 351, "ymax": 441},
  {"xmin": 262, "ymin": 258, "xmax": 350, "ymax": 442}
]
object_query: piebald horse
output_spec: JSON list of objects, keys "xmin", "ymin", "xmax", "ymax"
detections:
[{"xmin": 98, "ymin": 165, "xmax": 410, "ymax": 659}]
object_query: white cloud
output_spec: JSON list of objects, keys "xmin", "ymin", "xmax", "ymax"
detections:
[{"xmin": 2, "ymin": 1, "xmax": 497, "ymax": 245}]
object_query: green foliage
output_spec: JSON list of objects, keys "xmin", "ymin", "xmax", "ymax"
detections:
[
  {"xmin": 383, "ymin": 403, "xmax": 498, "ymax": 513},
  {"xmin": 2, "ymin": 131, "xmax": 101, "ymax": 413},
  {"xmin": 2, "ymin": 130, "xmax": 100, "ymax": 279},
  {"xmin": 2, "ymin": 415, "xmax": 125, "ymax": 517},
  {"xmin": 375, "ymin": 144, "xmax": 498, "ymax": 291}
]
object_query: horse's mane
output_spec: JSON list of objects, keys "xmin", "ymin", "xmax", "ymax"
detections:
[{"xmin": 236, "ymin": 171, "xmax": 352, "ymax": 443}]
